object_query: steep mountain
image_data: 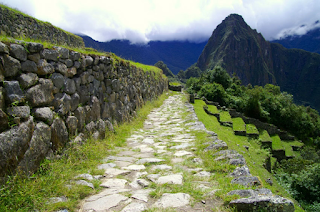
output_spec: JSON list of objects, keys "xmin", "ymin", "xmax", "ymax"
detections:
[
  {"xmin": 271, "ymin": 23, "xmax": 320, "ymax": 54},
  {"xmin": 194, "ymin": 14, "xmax": 320, "ymax": 111},
  {"xmin": 80, "ymin": 35, "xmax": 207, "ymax": 75}
]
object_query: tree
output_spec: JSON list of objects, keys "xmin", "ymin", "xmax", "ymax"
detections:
[{"xmin": 154, "ymin": 61, "xmax": 174, "ymax": 77}]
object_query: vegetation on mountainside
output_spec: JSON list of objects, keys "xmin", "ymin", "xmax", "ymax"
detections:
[{"xmin": 187, "ymin": 66, "xmax": 320, "ymax": 211}]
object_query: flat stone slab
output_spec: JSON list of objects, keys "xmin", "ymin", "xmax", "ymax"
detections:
[
  {"xmin": 152, "ymin": 164, "xmax": 172, "ymax": 170},
  {"xmin": 82, "ymin": 194, "xmax": 128, "ymax": 211},
  {"xmin": 170, "ymin": 143, "xmax": 191, "ymax": 149},
  {"xmin": 85, "ymin": 189, "xmax": 130, "ymax": 202},
  {"xmin": 108, "ymin": 156, "xmax": 136, "ymax": 162},
  {"xmin": 157, "ymin": 174, "xmax": 183, "ymax": 185},
  {"xmin": 104, "ymin": 168, "xmax": 131, "ymax": 177},
  {"xmin": 147, "ymin": 174, "xmax": 160, "ymax": 182},
  {"xmin": 153, "ymin": 193, "xmax": 190, "ymax": 208},
  {"xmin": 142, "ymin": 138, "xmax": 154, "ymax": 144},
  {"xmin": 97, "ymin": 163, "xmax": 116, "ymax": 170},
  {"xmin": 194, "ymin": 171, "xmax": 212, "ymax": 177},
  {"xmin": 100, "ymin": 179, "xmax": 127, "ymax": 189},
  {"xmin": 131, "ymin": 189, "xmax": 153, "ymax": 202},
  {"xmin": 123, "ymin": 165, "xmax": 146, "ymax": 171},
  {"xmin": 136, "ymin": 158, "xmax": 164, "ymax": 164},
  {"xmin": 174, "ymin": 150, "xmax": 193, "ymax": 157},
  {"xmin": 121, "ymin": 202, "xmax": 147, "ymax": 212}
]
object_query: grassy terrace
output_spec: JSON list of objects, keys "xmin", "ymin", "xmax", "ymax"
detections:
[
  {"xmin": 207, "ymin": 105, "xmax": 219, "ymax": 114},
  {"xmin": 192, "ymin": 99, "xmax": 304, "ymax": 211},
  {"xmin": 259, "ymin": 130, "xmax": 272, "ymax": 142},
  {"xmin": 219, "ymin": 111, "xmax": 232, "ymax": 123},
  {"xmin": 232, "ymin": 117, "xmax": 246, "ymax": 132}
]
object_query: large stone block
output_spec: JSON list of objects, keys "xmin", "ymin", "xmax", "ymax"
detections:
[
  {"xmin": 66, "ymin": 116, "xmax": 78, "ymax": 136},
  {"xmin": 75, "ymin": 106, "xmax": 85, "ymax": 132},
  {"xmin": 7, "ymin": 106, "xmax": 30, "ymax": 119},
  {"xmin": 18, "ymin": 73, "xmax": 38, "ymax": 89},
  {"xmin": 0, "ymin": 117, "xmax": 34, "ymax": 177},
  {"xmin": 3, "ymin": 54, "xmax": 21, "ymax": 77},
  {"xmin": 51, "ymin": 117, "xmax": 68, "ymax": 151},
  {"xmin": 0, "ymin": 109, "xmax": 8, "ymax": 132},
  {"xmin": 17, "ymin": 122, "xmax": 51, "ymax": 175},
  {"xmin": 26, "ymin": 78, "xmax": 54, "ymax": 107},
  {"xmin": 41, "ymin": 49, "xmax": 59, "ymax": 61},
  {"xmin": 34, "ymin": 107, "xmax": 53, "ymax": 125},
  {"xmin": 10, "ymin": 44, "xmax": 27, "ymax": 61},
  {"xmin": 37, "ymin": 59, "xmax": 54, "ymax": 75},
  {"xmin": 53, "ymin": 93, "xmax": 71, "ymax": 116},
  {"xmin": 3, "ymin": 81, "xmax": 25, "ymax": 104}
]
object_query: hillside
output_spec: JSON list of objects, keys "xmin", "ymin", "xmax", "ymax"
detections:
[
  {"xmin": 271, "ymin": 24, "xmax": 320, "ymax": 54},
  {"xmin": 80, "ymin": 35, "xmax": 207, "ymax": 74}
]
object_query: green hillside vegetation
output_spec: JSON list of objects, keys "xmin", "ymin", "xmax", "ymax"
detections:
[
  {"xmin": 232, "ymin": 117, "xmax": 246, "ymax": 131},
  {"xmin": 187, "ymin": 67, "xmax": 320, "ymax": 211}
]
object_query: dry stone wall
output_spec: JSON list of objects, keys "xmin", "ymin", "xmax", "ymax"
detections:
[
  {"xmin": 0, "ymin": 5, "xmax": 84, "ymax": 48},
  {"xmin": 0, "ymin": 41, "xmax": 168, "ymax": 178}
]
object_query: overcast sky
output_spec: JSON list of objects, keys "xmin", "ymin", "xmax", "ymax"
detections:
[{"xmin": 1, "ymin": 0, "xmax": 320, "ymax": 43}]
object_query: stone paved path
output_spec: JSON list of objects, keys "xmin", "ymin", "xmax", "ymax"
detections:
[{"xmin": 79, "ymin": 94, "xmax": 222, "ymax": 212}]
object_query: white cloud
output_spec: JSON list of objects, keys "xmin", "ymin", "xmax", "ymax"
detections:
[{"xmin": 1, "ymin": 0, "xmax": 320, "ymax": 43}]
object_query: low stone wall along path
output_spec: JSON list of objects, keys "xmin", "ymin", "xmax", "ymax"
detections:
[{"xmin": 79, "ymin": 94, "xmax": 223, "ymax": 211}]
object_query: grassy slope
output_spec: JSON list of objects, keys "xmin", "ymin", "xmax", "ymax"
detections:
[
  {"xmin": 192, "ymin": 99, "xmax": 304, "ymax": 211},
  {"xmin": 232, "ymin": 117, "xmax": 246, "ymax": 131}
]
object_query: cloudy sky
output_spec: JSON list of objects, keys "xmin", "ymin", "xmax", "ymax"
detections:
[{"xmin": 1, "ymin": 0, "xmax": 320, "ymax": 43}]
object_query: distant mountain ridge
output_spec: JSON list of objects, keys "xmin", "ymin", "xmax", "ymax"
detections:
[
  {"xmin": 192, "ymin": 14, "xmax": 320, "ymax": 111},
  {"xmin": 271, "ymin": 25, "xmax": 320, "ymax": 54},
  {"xmin": 79, "ymin": 35, "xmax": 207, "ymax": 75}
]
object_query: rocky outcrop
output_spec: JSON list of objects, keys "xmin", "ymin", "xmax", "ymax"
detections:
[
  {"xmin": 0, "ymin": 40, "xmax": 168, "ymax": 178},
  {"xmin": 0, "ymin": 5, "xmax": 84, "ymax": 48}
]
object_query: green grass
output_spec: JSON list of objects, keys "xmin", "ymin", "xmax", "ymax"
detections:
[
  {"xmin": 207, "ymin": 105, "xmax": 219, "ymax": 114},
  {"xmin": 232, "ymin": 117, "xmax": 246, "ymax": 131},
  {"xmin": 169, "ymin": 82, "xmax": 181, "ymax": 86},
  {"xmin": 246, "ymin": 124, "xmax": 259, "ymax": 134},
  {"xmin": 220, "ymin": 111, "xmax": 232, "ymax": 123},
  {"xmin": 192, "ymin": 99, "xmax": 304, "ymax": 211},
  {"xmin": 0, "ymin": 92, "xmax": 172, "ymax": 212},
  {"xmin": 259, "ymin": 130, "xmax": 272, "ymax": 142},
  {"xmin": 282, "ymin": 140, "xmax": 304, "ymax": 158},
  {"xmin": 271, "ymin": 135, "xmax": 284, "ymax": 150}
]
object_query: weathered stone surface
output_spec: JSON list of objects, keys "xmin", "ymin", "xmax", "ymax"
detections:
[
  {"xmin": 157, "ymin": 174, "xmax": 183, "ymax": 185},
  {"xmin": 75, "ymin": 173, "xmax": 94, "ymax": 181},
  {"xmin": 0, "ymin": 117, "xmax": 34, "ymax": 177},
  {"xmin": 3, "ymin": 81, "xmax": 25, "ymax": 103},
  {"xmin": 26, "ymin": 78, "xmax": 54, "ymax": 107},
  {"xmin": 91, "ymin": 96, "xmax": 101, "ymax": 121},
  {"xmin": 121, "ymin": 202, "xmax": 147, "ymax": 212},
  {"xmin": 123, "ymin": 165, "xmax": 146, "ymax": 171},
  {"xmin": 97, "ymin": 163, "xmax": 116, "ymax": 170},
  {"xmin": 37, "ymin": 59, "xmax": 54, "ymax": 75},
  {"xmin": 0, "ymin": 109, "xmax": 8, "ymax": 132},
  {"xmin": 230, "ymin": 166, "xmax": 251, "ymax": 177},
  {"xmin": 105, "ymin": 120, "xmax": 115, "ymax": 132},
  {"xmin": 7, "ymin": 106, "xmax": 30, "ymax": 119},
  {"xmin": 104, "ymin": 168, "xmax": 131, "ymax": 177},
  {"xmin": 41, "ymin": 49, "xmax": 59, "ymax": 61},
  {"xmin": 0, "ymin": 41, "xmax": 9, "ymax": 54},
  {"xmin": 153, "ymin": 193, "xmax": 190, "ymax": 208},
  {"xmin": 0, "ymin": 87, "xmax": 4, "ymax": 111},
  {"xmin": 174, "ymin": 150, "xmax": 193, "ymax": 157},
  {"xmin": 53, "ymin": 93, "xmax": 71, "ymax": 116},
  {"xmin": 53, "ymin": 62, "xmax": 68, "ymax": 76},
  {"xmin": 64, "ymin": 78, "xmax": 76, "ymax": 95},
  {"xmin": 229, "ymin": 195, "xmax": 294, "ymax": 212},
  {"xmin": 76, "ymin": 180, "xmax": 94, "ymax": 189},
  {"xmin": 21, "ymin": 60, "xmax": 37, "ymax": 73},
  {"xmin": 3, "ymin": 54, "xmax": 21, "ymax": 77},
  {"xmin": 51, "ymin": 117, "xmax": 68, "ymax": 151},
  {"xmin": 136, "ymin": 158, "xmax": 164, "ymax": 164},
  {"xmin": 34, "ymin": 107, "xmax": 53, "ymax": 125},
  {"xmin": 10, "ymin": 44, "xmax": 27, "ymax": 61},
  {"xmin": 152, "ymin": 164, "xmax": 172, "ymax": 170},
  {"xmin": 18, "ymin": 73, "xmax": 38, "ymax": 89},
  {"xmin": 74, "ymin": 106, "xmax": 85, "ymax": 131},
  {"xmin": 55, "ymin": 47, "xmax": 69, "ymax": 59},
  {"xmin": 205, "ymin": 139, "xmax": 228, "ymax": 151},
  {"xmin": 231, "ymin": 176, "xmax": 261, "ymax": 187},
  {"xmin": 50, "ymin": 73, "xmax": 64, "ymax": 89},
  {"xmin": 85, "ymin": 56, "xmax": 93, "ymax": 67},
  {"xmin": 85, "ymin": 121, "xmax": 96, "ymax": 135},
  {"xmin": 17, "ymin": 122, "xmax": 51, "ymax": 175},
  {"xmin": 100, "ymin": 179, "xmax": 127, "ymax": 189},
  {"xmin": 70, "ymin": 93, "xmax": 80, "ymax": 111},
  {"xmin": 82, "ymin": 194, "xmax": 128, "ymax": 211},
  {"xmin": 66, "ymin": 116, "xmax": 78, "ymax": 136},
  {"xmin": 194, "ymin": 171, "xmax": 211, "ymax": 177},
  {"xmin": 27, "ymin": 53, "xmax": 40, "ymax": 63},
  {"xmin": 27, "ymin": 42, "xmax": 43, "ymax": 53}
]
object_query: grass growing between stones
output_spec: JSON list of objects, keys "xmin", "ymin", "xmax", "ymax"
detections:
[
  {"xmin": 0, "ymin": 92, "xmax": 172, "ymax": 212},
  {"xmin": 191, "ymin": 99, "xmax": 304, "ymax": 211}
]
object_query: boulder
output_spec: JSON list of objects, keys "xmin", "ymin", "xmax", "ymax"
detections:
[
  {"xmin": 105, "ymin": 120, "xmax": 114, "ymax": 132},
  {"xmin": 64, "ymin": 59, "xmax": 73, "ymax": 68},
  {"xmin": 66, "ymin": 67, "xmax": 77, "ymax": 77},
  {"xmin": 18, "ymin": 73, "xmax": 38, "ymax": 89},
  {"xmin": 26, "ymin": 78, "xmax": 54, "ymax": 107},
  {"xmin": 53, "ymin": 62, "xmax": 68, "ymax": 76},
  {"xmin": 230, "ymin": 166, "xmax": 251, "ymax": 177},
  {"xmin": 50, "ymin": 73, "xmax": 64, "ymax": 90},
  {"xmin": 91, "ymin": 96, "xmax": 101, "ymax": 121},
  {"xmin": 70, "ymin": 93, "xmax": 80, "ymax": 111},
  {"xmin": 95, "ymin": 119, "xmax": 106, "ymax": 139},
  {"xmin": 27, "ymin": 42, "xmax": 43, "ymax": 53},
  {"xmin": 229, "ymin": 195, "xmax": 294, "ymax": 212},
  {"xmin": 41, "ymin": 49, "xmax": 59, "ymax": 61},
  {"xmin": 51, "ymin": 118, "xmax": 68, "ymax": 151},
  {"xmin": 10, "ymin": 44, "xmax": 27, "ymax": 61},
  {"xmin": 17, "ymin": 122, "xmax": 51, "ymax": 175},
  {"xmin": 37, "ymin": 59, "xmax": 54, "ymax": 75},
  {"xmin": 85, "ymin": 56, "xmax": 93, "ymax": 67},
  {"xmin": 21, "ymin": 60, "xmax": 37, "ymax": 73},
  {"xmin": 27, "ymin": 53, "xmax": 40, "ymax": 63},
  {"xmin": 66, "ymin": 116, "xmax": 78, "ymax": 136},
  {"xmin": 34, "ymin": 107, "xmax": 53, "ymax": 125},
  {"xmin": 3, "ymin": 54, "xmax": 21, "ymax": 77},
  {"xmin": 7, "ymin": 106, "xmax": 30, "ymax": 119},
  {"xmin": 55, "ymin": 47, "xmax": 69, "ymax": 59},
  {"xmin": 205, "ymin": 139, "xmax": 228, "ymax": 151},
  {"xmin": 63, "ymin": 78, "xmax": 76, "ymax": 95},
  {"xmin": 70, "ymin": 51, "xmax": 80, "ymax": 61},
  {"xmin": 0, "ymin": 117, "xmax": 34, "ymax": 177},
  {"xmin": 3, "ymin": 81, "xmax": 25, "ymax": 104},
  {"xmin": 231, "ymin": 176, "xmax": 261, "ymax": 187},
  {"xmin": 74, "ymin": 107, "xmax": 85, "ymax": 131},
  {"xmin": 85, "ymin": 121, "xmax": 96, "ymax": 136}
]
